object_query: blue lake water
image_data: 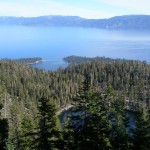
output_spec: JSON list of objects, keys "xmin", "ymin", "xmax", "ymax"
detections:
[{"xmin": 0, "ymin": 26, "xmax": 150, "ymax": 70}]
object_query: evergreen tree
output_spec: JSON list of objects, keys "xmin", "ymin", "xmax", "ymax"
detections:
[
  {"xmin": 64, "ymin": 75, "xmax": 94, "ymax": 149},
  {"xmin": 0, "ymin": 104, "xmax": 9, "ymax": 150},
  {"xmin": 132, "ymin": 105, "xmax": 150, "ymax": 150},
  {"xmin": 19, "ymin": 115, "xmax": 35, "ymax": 150},
  {"xmin": 87, "ymin": 90, "xmax": 112, "ymax": 150},
  {"xmin": 33, "ymin": 96, "xmax": 61, "ymax": 150},
  {"xmin": 8, "ymin": 103, "xmax": 21, "ymax": 150},
  {"xmin": 109, "ymin": 96, "xmax": 131, "ymax": 150},
  {"xmin": 65, "ymin": 79, "xmax": 112, "ymax": 149}
]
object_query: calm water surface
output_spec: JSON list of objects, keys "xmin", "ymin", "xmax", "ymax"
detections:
[
  {"xmin": 59, "ymin": 108, "xmax": 136, "ymax": 130},
  {"xmin": 0, "ymin": 26, "xmax": 150, "ymax": 70}
]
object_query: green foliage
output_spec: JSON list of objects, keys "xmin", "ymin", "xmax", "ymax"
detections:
[
  {"xmin": 132, "ymin": 106, "xmax": 150, "ymax": 150},
  {"xmin": 19, "ymin": 115, "xmax": 35, "ymax": 150},
  {"xmin": 0, "ymin": 104, "xmax": 9, "ymax": 150},
  {"xmin": 64, "ymin": 55, "xmax": 131, "ymax": 64},
  {"xmin": 32, "ymin": 97, "xmax": 61, "ymax": 150},
  {"xmin": 5, "ymin": 140, "xmax": 15, "ymax": 150},
  {"xmin": 0, "ymin": 118, "xmax": 8, "ymax": 150},
  {"xmin": 1, "ymin": 56, "xmax": 150, "ymax": 149},
  {"xmin": 64, "ymin": 81, "xmax": 132, "ymax": 149}
]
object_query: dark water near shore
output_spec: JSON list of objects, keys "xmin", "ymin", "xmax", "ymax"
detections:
[
  {"xmin": 59, "ymin": 108, "xmax": 136, "ymax": 129},
  {"xmin": 1, "ymin": 26, "xmax": 150, "ymax": 70}
]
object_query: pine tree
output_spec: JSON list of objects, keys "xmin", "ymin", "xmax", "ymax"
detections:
[
  {"xmin": 109, "ymin": 97, "xmax": 131, "ymax": 149},
  {"xmin": 33, "ymin": 96, "xmax": 61, "ymax": 150},
  {"xmin": 64, "ymin": 78, "xmax": 112, "ymax": 149},
  {"xmin": 132, "ymin": 105, "xmax": 150, "ymax": 150},
  {"xmin": 19, "ymin": 115, "xmax": 34, "ymax": 150},
  {"xmin": 0, "ymin": 104, "xmax": 9, "ymax": 150},
  {"xmin": 87, "ymin": 90, "xmax": 112, "ymax": 150},
  {"xmin": 64, "ymin": 75, "xmax": 93, "ymax": 149}
]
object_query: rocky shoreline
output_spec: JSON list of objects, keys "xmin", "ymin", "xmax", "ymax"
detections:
[
  {"xmin": 57, "ymin": 104, "xmax": 73, "ymax": 115},
  {"xmin": 27, "ymin": 59, "xmax": 46, "ymax": 65}
]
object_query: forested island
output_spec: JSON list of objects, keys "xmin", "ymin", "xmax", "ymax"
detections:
[
  {"xmin": 0, "ymin": 56, "xmax": 150, "ymax": 149},
  {"xmin": 63, "ymin": 55, "xmax": 132, "ymax": 64},
  {"xmin": 1, "ymin": 57, "xmax": 43, "ymax": 64}
]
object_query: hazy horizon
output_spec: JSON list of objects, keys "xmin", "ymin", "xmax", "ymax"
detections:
[
  {"xmin": 0, "ymin": 14, "xmax": 149, "ymax": 20},
  {"xmin": 0, "ymin": 0, "xmax": 150, "ymax": 19}
]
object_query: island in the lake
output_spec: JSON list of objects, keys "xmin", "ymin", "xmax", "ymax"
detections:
[
  {"xmin": 63, "ymin": 55, "xmax": 133, "ymax": 64},
  {"xmin": 1, "ymin": 57, "xmax": 43, "ymax": 65}
]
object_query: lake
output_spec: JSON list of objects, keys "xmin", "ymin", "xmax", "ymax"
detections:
[
  {"xmin": 0, "ymin": 26, "xmax": 150, "ymax": 70},
  {"xmin": 59, "ymin": 108, "xmax": 136, "ymax": 130}
]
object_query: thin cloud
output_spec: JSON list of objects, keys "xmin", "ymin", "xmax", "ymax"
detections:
[
  {"xmin": 0, "ymin": 0, "xmax": 115, "ymax": 18},
  {"xmin": 95, "ymin": 0, "xmax": 150, "ymax": 14},
  {"xmin": 0, "ymin": 0, "xmax": 150, "ymax": 18}
]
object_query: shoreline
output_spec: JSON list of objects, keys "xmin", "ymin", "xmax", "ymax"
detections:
[
  {"xmin": 57, "ymin": 104, "xmax": 73, "ymax": 115},
  {"xmin": 27, "ymin": 59, "xmax": 47, "ymax": 65}
]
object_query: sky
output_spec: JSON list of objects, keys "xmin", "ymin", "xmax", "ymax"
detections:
[{"xmin": 0, "ymin": 0, "xmax": 150, "ymax": 19}]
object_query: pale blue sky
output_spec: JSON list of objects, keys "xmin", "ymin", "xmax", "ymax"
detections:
[{"xmin": 0, "ymin": 0, "xmax": 150, "ymax": 18}]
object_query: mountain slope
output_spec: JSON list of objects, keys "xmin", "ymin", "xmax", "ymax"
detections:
[{"xmin": 0, "ymin": 15, "xmax": 150, "ymax": 29}]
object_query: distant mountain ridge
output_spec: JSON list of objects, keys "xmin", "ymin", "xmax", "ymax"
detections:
[{"xmin": 0, "ymin": 15, "xmax": 150, "ymax": 29}]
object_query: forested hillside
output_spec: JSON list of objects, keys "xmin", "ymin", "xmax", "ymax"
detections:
[{"xmin": 0, "ymin": 57, "xmax": 150, "ymax": 149}]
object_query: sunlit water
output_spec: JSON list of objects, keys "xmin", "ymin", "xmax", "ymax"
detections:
[{"xmin": 0, "ymin": 26, "xmax": 150, "ymax": 70}]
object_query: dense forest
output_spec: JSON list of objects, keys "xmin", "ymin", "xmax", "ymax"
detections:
[
  {"xmin": 0, "ymin": 56, "xmax": 150, "ymax": 149},
  {"xmin": 1, "ymin": 58, "xmax": 43, "ymax": 64},
  {"xmin": 63, "ymin": 55, "xmax": 132, "ymax": 64}
]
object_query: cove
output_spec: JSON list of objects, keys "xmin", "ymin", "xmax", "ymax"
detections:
[{"xmin": 59, "ymin": 108, "xmax": 136, "ymax": 130}]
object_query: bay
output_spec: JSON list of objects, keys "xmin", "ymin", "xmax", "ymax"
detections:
[
  {"xmin": 59, "ymin": 108, "xmax": 136, "ymax": 130},
  {"xmin": 0, "ymin": 26, "xmax": 150, "ymax": 70}
]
